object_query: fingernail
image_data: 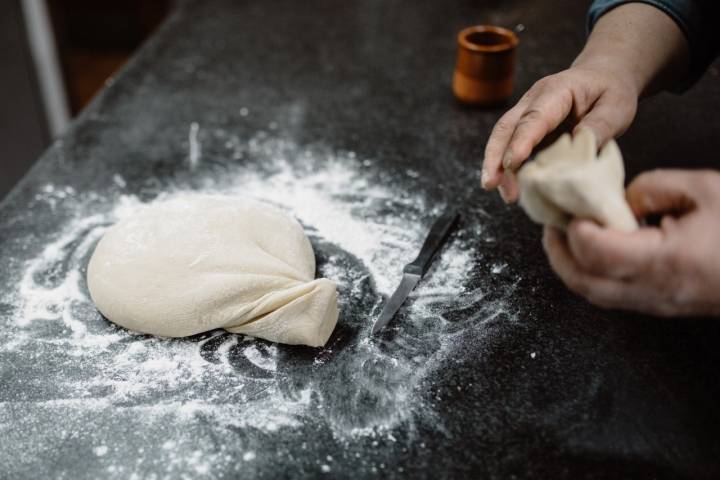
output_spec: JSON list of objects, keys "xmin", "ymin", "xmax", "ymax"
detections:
[
  {"xmin": 481, "ymin": 170, "xmax": 489, "ymax": 188},
  {"xmin": 498, "ymin": 185, "xmax": 509, "ymax": 202},
  {"xmin": 502, "ymin": 150, "xmax": 513, "ymax": 170}
]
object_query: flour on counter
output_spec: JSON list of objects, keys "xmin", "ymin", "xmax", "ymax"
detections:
[
  {"xmin": 93, "ymin": 446, "xmax": 109, "ymax": 457},
  {"xmin": 188, "ymin": 122, "xmax": 201, "ymax": 169},
  {"xmin": 0, "ymin": 128, "xmax": 519, "ymax": 478}
]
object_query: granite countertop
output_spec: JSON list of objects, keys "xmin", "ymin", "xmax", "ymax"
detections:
[{"xmin": 1, "ymin": 0, "xmax": 719, "ymax": 478}]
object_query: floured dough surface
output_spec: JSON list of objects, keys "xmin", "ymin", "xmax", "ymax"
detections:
[
  {"xmin": 517, "ymin": 129, "xmax": 638, "ymax": 232},
  {"xmin": 87, "ymin": 195, "xmax": 338, "ymax": 347}
]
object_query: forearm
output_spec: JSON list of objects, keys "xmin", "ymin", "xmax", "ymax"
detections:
[{"xmin": 573, "ymin": 3, "xmax": 690, "ymax": 96}]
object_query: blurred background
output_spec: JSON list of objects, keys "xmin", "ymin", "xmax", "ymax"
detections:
[{"xmin": 1, "ymin": 0, "xmax": 172, "ymax": 199}]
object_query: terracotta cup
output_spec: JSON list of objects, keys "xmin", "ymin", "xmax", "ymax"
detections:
[{"xmin": 452, "ymin": 25, "xmax": 519, "ymax": 106}]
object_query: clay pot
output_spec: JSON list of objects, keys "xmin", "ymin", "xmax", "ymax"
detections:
[{"xmin": 452, "ymin": 25, "xmax": 519, "ymax": 106}]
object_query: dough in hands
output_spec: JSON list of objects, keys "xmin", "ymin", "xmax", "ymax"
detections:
[
  {"xmin": 517, "ymin": 128, "xmax": 638, "ymax": 232},
  {"xmin": 87, "ymin": 195, "xmax": 338, "ymax": 347}
]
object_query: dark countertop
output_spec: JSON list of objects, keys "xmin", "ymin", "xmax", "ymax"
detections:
[{"xmin": 1, "ymin": 1, "xmax": 720, "ymax": 479}]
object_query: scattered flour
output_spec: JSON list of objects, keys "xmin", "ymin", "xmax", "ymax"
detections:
[
  {"xmin": 94, "ymin": 446, "xmax": 109, "ymax": 457},
  {"xmin": 188, "ymin": 122, "xmax": 201, "ymax": 170},
  {"xmin": 243, "ymin": 344, "xmax": 278, "ymax": 372},
  {"xmin": 491, "ymin": 262, "xmax": 507, "ymax": 274},
  {"xmin": 0, "ymin": 128, "xmax": 519, "ymax": 478}
]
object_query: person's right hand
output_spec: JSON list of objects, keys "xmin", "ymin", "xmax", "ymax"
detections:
[
  {"xmin": 543, "ymin": 169, "xmax": 720, "ymax": 317},
  {"xmin": 481, "ymin": 62, "xmax": 640, "ymax": 203}
]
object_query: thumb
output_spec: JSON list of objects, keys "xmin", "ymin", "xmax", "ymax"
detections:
[
  {"xmin": 626, "ymin": 169, "xmax": 697, "ymax": 219},
  {"xmin": 566, "ymin": 219, "xmax": 662, "ymax": 278},
  {"xmin": 573, "ymin": 94, "xmax": 634, "ymax": 148}
]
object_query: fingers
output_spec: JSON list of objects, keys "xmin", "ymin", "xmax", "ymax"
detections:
[
  {"xmin": 544, "ymin": 223, "xmax": 692, "ymax": 316},
  {"xmin": 574, "ymin": 92, "xmax": 635, "ymax": 147},
  {"xmin": 482, "ymin": 106, "xmax": 526, "ymax": 190},
  {"xmin": 502, "ymin": 86, "xmax": 574, "ymax": 171},
  {"xmin": 482, "ymin": 77, "xmax": 574, "ymax": 190},
  {"xmin": 542, "ymin": 226, "xmax": 633, "ymax": 307},
  {"xmin": 497, "ymin": 170, "xmax": 519, "ymax": 203},
  {"xmin": 565, "ymin": 219, "xmax": 663, "ymax": 278},
  {"xmin": 626, "ymin": 169, "xmax": 698, "ymax": 218},
  {"xmin": 482, "ymin": 68, "xmax": 639, "ymax": 204}
]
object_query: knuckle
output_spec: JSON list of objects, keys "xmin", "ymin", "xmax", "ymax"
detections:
[
  {"xmin": 493, "ymin": 117, "xmax": 513, "ymax": 134},
  {"xmin": 627, "ymin": 170, "xmax": 657, "ymax": 188},
  {"xmin": 708, "ymin": 170, "xmax": 720, "ymax": 185},
  {"xmin": 585, "ymin": 117, "xmax": 612, "ymax": 140},
  {"xmin": 531, "ymin": 78, "xmax": 549, "ymax": 90},
  {"xmin": 620, "ymin": 101, "xmax": 638, "ymax": 124},
  {"xmin": 536, "ymin": 74, "xmax": 558, "ymax": 88},
  {"xmin": 569, "ymin": 234, "xmax": 599, "ymax": 270},
  {"xmin": 506, "ymin": 142, "xmax": 530, "ymax": 161},
  {"xmin": 660, "ymin": 295, "xmax": 683, "ymax": 316},
  {"xmin": 631, "ymin": 168, "xmax": 664, "ymax": 191},
  {"xmin": 580, "ymin": 250, "xmax": 603, "ymax": 273},
  {"xmin": 523, "ymin": 76, "xmax": 554, "ymax": 99},
  {"xmin": 515, "ymin": 109, "xmax": 548, "ymax": 135},
  {"xmin": 573, "ymin": 88, "xmax": 592, "ymax": 111},
  {"xmin": 594, "ymin": 117, "xmax": 613, "ymax": 135},
  {"xmin": 665, "ymin": 247, "xmax": 693, "ymax": 276},
  {"xmin": 522, "ymin": 82, "xmax": 542, "ymax": 99},
  {"xmin": 585, "ymin": 293, "xmax": 613, "ymax": 310},
  {"xmin": 699, "ymin": 170, "xmax": 720, "ymax": 192},
  {"xmin": 520, "ymin": 108, "xmax": 545, "ymax": 123},
  {"xmin": 636, "ymin": 169, "xmax": 660, "ymax": 184},
  {"xmin": 565, "ymin": 275, "xmax": 591, "ymax": 297},
  {"xmin": 558, "ymin": 88, "xmax": 574, "ymax": 110},
  {"xmin": 668, "ymin": 281, "xmax": 701, "ymax": 315},
  {"xmin": 519, "ymin": 90, "xmax": 535, "ymax": 104}
]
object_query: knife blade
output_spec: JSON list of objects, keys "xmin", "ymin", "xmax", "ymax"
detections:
[{"xmin": 371, "ymin": 208, "xmax": 460, "ymax": 334}]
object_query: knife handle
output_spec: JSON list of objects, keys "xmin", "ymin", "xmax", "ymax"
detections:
[{"xmin": 403, "ymin": 209, "xmax": 460, "ymax": 277}]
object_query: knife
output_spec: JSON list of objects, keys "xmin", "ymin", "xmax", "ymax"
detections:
[{"xmin": 371, "ymin": 208, "xmax": 460, "ymax": 334}]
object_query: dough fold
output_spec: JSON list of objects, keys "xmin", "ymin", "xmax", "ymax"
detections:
[
  {"xmin": 517, "ymin": 128, "xmax": 638, "ymax": 232},
  {"xmin": 87, "ymin": 195, "xmax": 338, "ymax": 347}
]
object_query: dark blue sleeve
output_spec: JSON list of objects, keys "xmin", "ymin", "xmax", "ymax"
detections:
[{"xmin": 588, "ymin": 0, "xmax": 720, "ymax": 91}]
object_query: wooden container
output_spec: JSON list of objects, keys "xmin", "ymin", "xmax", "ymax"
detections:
[{"xmin": 452, "ymin": 25, "xmax": 519, "ymax": 106}]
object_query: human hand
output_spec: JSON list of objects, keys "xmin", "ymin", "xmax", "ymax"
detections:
[
  {"xmin": 481, "ymin": 62, "xmax": 640, "ymax": 203},
  {"xmin": 543, "ymin": 169, "xmax": 720, "ymax": 317}
]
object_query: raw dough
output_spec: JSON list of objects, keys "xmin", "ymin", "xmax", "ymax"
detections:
[
  {"xmin": 87, "ymin": 195, "xmax": 338, "ymax": 347},
  {"xmin": 517, "ymin": 128, "xmax": 638, "ymax": 232}
]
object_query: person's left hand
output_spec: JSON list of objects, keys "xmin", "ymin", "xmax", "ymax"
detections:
[{"xmin": 542, "ymin": 169, "xmax": 720, "ymax": 316}]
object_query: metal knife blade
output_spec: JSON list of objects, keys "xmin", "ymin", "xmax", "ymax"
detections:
[
  {"xmin": 371, "ymin": 208, "xmax": 460, "ymax": 334},
  {"xmin": 371, "ymin": 273, "xmax": 421, "ymax": 335}
]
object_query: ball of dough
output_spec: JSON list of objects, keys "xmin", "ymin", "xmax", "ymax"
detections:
[
  {"xmin": 87, "ymin": 195, "xmax": 338, "ymax": 347},
  {"xmin": 517, "ymin": 128, "xmax": 638, "ymax": 232}
]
